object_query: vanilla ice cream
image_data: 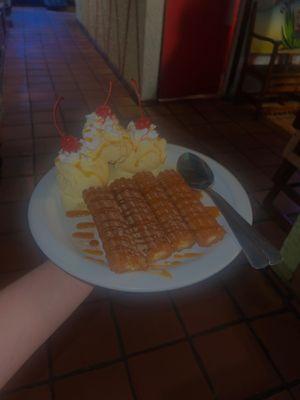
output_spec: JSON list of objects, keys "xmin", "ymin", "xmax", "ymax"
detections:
[
  {"xmin": 83, "ymin": 112, "xmax": 132, "ymax": 164},
  {"xmin": 116, "ymin": 121, "xmax": 166, "ymax": 174},
  {"xmin": 55, "ymin": 146, "xmax": 109, "ymax": 211}
]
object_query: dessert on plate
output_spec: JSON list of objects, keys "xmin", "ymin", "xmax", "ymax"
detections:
[
  {"xmin": 52, "ymin": 81, "xmax": 226, "ymax": 275},
  {"xmin": 54, "ymin": 97, "xmax": 109, "ymax": 211},
  {"xmin": 82, "ymin": 82, "xmax": 132, "ymax": 165},
  {"xmin": 116, "ymin": 79, "xmax": 166, "ymax": 176}
]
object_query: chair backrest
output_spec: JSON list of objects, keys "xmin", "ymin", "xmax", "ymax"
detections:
[{"xmin": 283, "ymin": 113, "xmax": 300, "ymax": 169}]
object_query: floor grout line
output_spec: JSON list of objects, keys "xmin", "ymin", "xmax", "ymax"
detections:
[{"xmin": 168, "ymin": 294, "xmax": 218, "ymax": 400}]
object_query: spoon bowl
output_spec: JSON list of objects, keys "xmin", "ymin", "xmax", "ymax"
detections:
[{"xmin": 177, "ymin": 152, "xmax": 214, "ymax": 189}]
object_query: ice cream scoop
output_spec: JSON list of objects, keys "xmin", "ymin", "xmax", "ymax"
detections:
[
  {"xmin": 82, "ymin": 82, "xmax": 132, "ymax": 164},
  {"xmin": 53, "ymin": 96, "xmax": 109, "ymax": 211},
  {"xmin": 116, "ymin": 79, "xmax": 166, "ymax": 174},
  {"xmin": 55, "ymin": 150, "xmax": 109, "ymax": 211},
  {"xmin": 117, "ymin": 120, "xmax": 166, "ymax": 174}
]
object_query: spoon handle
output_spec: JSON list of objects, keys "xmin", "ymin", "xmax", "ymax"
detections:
[{"xmin": 206, "ymin": 188, "xmax": 282, "ymax": 269}]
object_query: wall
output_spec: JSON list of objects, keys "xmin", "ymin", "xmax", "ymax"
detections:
[
  {"xmin": 159, "ymin": 0, "xmax": 240, "ymax": 98},
  {"xmin": 75, "ymin": 0, "xmax": 165, "ymax": 100}
]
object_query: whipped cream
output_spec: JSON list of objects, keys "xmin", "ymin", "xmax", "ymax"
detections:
[
  {"xmin": 84, "ymin": 113, "xmax": 121, "ymax": 138},
  {"xmin": 127, "ymin": 121, "xmax": 159, "ymax": 140},
  {"xmin": 57, "ymin": 149, "xmax": 81, "ymax": 163}
]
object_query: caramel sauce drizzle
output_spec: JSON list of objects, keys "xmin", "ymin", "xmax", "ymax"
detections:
[
  {"xmin": 173, "ymin": 252, "xmax": 203, "ymax": 259},
  {"xmin": 66, "ymin": 210, "xmax": 90, "ymax": 218},
  {"xmin": 83, "ymin": 249, "xmax": 103, "ymax": 256},
  {"xmin": 76, "ymin": 222, "xmax": 96, "ymax": 229},
  {"xmin": 85, "ymin": 256, "xmax": 105, "ymax": 265},
  {"xmin": 89, "ymin": 240, "xmax": 100, "ymax": 247},
  {"xmin": 72, "ymin": 232, "xmax": 94, "ymax": 239},
  {"xmin": 205, "ymin": 206, "xmax": 220, "ymax": 218}
]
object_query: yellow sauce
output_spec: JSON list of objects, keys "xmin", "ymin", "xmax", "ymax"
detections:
[
  {"xmin": 174, "ymin": 252, "xmax": 203, "ymax": 259},
  {"xmin": 206, "ymin": 206, "xmax": 220, "ymax": 218},
  {"xmin": 83, "ymin": 249, "xmax": 103, "ymax": 256},
  {"xmin": 147, "ymin": 269, "xmax": 173, "ymax": 279},
  {"xmin": 75, "ymin": 162, "xmax": 98, "ymax": 178},
  {"xmin": 66, "ymin": 210, "xmax": 90, "ymax": 218},
  {"xmin": 72, "ymin": 232, "xmax": 94, "ymax": 239},
  {"xmin": 89, "ymin": 240, "xmax": 100, "ymax": 247},
  {"xmin": 94, "ymin": 141, "xmax": 116, "ymax": 159},
  {"xmin": 151, "ymin": 261, "xmax": 184, "ymax": 268},
  {"xmin": 134, "ymin": 150, "xmax": 156, "ymax": 168},
  {"xmin": 85, "ymin": 256, "xmax": 105, "ymax": 265},
  {"xmin": 76, "ymin": 222, "xmax": 96, "ymax": 229},
  {"xmin": 153, "ymin": 139, "xmax": 166, "ymax": 164}
]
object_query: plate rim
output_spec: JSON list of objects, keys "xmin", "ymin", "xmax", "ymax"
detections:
[{"xmin": 28, "ymin": 143, "xmax": 253, "ymax": 292}]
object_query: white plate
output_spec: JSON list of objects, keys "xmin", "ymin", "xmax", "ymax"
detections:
[{"xmin": 28, "ymin": 144, "xmax": 252, "ymax": 292}]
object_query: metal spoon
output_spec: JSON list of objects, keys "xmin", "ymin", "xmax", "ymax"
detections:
[{"xmin": 177, "ymin": 152, "xmax": 282, "ymax": 269}]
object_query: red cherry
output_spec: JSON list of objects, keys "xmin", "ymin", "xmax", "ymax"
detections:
[
  {"xmin": 61, "ymin": 135, "xmax": 81, "ymax": 153},
  {"xmin": 135, "ymin": 116, "xmax": 151, "ymax": 130},
  {"xmin": 96, "ymin": 105, "xmax": 113, "ymax": 118}
]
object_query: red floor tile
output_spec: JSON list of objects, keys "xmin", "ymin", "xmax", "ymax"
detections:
[
  {"xmin": 129, "ymin": 342, "xmax": 213, "ymax": 400},
  {"xmin": 29, "ymin": 91, "xmax": 55, "ymax": 103},
  {"xmin": 291, "ymin": 384, "xmax": 300, "ymax": 399},
  {"xmin": 167, "ymin": 101, "xmax": 198, "ymax": 115},
  {"xmin": 1, "ymin": 157, "xmax": 34, "ymax": 177},
  {"xmin": 242, "ymin": 148, "xmax": 282, "ymax": 168},
  {"xmin": 266, "ymin": 392, "xmax": 293, "ymax": 400},
  {"xmin": 51, "ymin": 301, "xmax": 120, "ymax": 375},
  {"xmin": 172, "ymin": 279, "xmax": 240, "ymax": 334},
  {"xmin": 0, "ymin": 198, "xmax": 28, "ymax": 233},
  {"xmin": 2, "ymin": 385, "xmax": 51, "ymax": 400},
  {"xmin": 34, "ymin": 137, "xmax": 61, "ymax": 155},
  {"xmin": 0, "ymin": 232, "xmax": 44, "ymax": 271},
  {"xmin": 0, "ymin": 177, "xmax": 35, "ymax": 202},
  {"xmin": 54, "ymin": 363, "xmax": 133, "ymax": 400},
  {"xmin": 1, "ymin": 126, "xmax": 32, "ymax": 141},
  {"xmin": 35, "ymin": 154, "xmax": 56, "ymax": 175},
  {"xmin": 255, "ymin": 221, "xmax": 287, "ymax": 249},
  {"xmin": 1, "ymin": 139, "xmax": 33, "ymax": 158},
  {"xmin": 241, "ymin": 120, "xmax": 275, "ymax": 135},
  {"xmin": 252, "ymin": 313, "xmax": 300, "ymax": 383},
  {"xmin": 32, "ymin": 111, "xmax": 60, "ymax": 125},
  {"xmin": 3, "ymin": 113, "xmax": 31, "ymax": 126},
  {"xmin": 62, "ymin": 108, "xmax": 89, "ymax": 123},
  {"xmin": 113, "ymin": 293, "xmax": 183, "ymax": 354},
  {"xmin": 194, "ymin": 324, "xmax": 281, "ymax": 400},
  {"xmin": 144, "ymin": 104, "xmax": 172, "ymax": 117},
  {"xmin": 212, "ymin": 121, "xmax": 248, "ymax": 136},
  {"xmin": 176, "ymin": 112, "xmax": 208, "ymax": 126},
  {"xmin": 3, "ymin": 345, "xmax": 49, "ymax": 392},
  {"xmin": 32, "ymin": 123, "xmax": 57, "ymax": 138},
  {"xmin": 221, "ymin": 264, "xmax": 284, "ymax": 318}
]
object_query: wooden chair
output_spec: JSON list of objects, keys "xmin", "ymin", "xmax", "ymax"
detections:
[
  {"xmin": 238, "ymin": 2, "xmax": 300, "ymax": 114},
  {"xmin": 263, "ymin": 113, "xmax": 300, "ymax": 227}
]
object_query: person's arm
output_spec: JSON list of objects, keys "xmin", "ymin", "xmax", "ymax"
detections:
[{"xmin": 0, "ymin": 261, "xmax": 93, "ymax": 389}]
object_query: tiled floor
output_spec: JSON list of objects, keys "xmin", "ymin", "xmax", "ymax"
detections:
[{"xmin": 0, "ymin": 7, "xmax": 300, "ymax": 400}]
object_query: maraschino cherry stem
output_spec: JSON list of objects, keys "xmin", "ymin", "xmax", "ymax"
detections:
[
  {"xmin": 131, "ymin": 79, "xmax": 145, "ymax": 117},
  {"xmin": 53, "ymin": 96, "xmax": 65, "ymax": 138},
  {"xmin": 103, "ymin": 80, "xmax": 113, "ymax": 106},
  {"xmin": 53, "ymin": 96, "xmax": 80, "ymax": 153}
]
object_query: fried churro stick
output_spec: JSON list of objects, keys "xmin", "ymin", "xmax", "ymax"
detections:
[
  {"xmin": 133, "ymin": 172, "xmax": 195, "ymax": 251},
  {"xmin": 110, "ymin": 178, "xmax": 173, "ymax": 262},
  {"xmin": 83, "ymin": 187, "xmax": 147, "ymax": 273},
  {"xmin": 158, "ymin": 170, "xmax": 225, "ymax": 247}
]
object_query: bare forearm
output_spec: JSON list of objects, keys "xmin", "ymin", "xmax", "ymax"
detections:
[{"xmin": 0, "ymin": 261, "xmax": 93, "ymax": 389}]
